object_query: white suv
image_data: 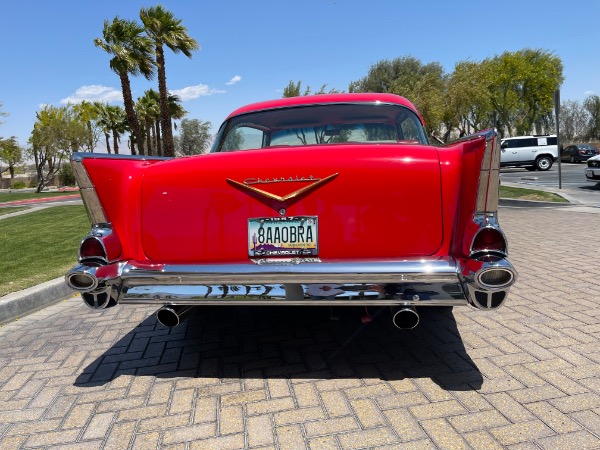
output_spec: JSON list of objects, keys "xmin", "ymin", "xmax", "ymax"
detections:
[{"xmin": 500, "ymin": 135, "xmax": 558, "ymax": 171}]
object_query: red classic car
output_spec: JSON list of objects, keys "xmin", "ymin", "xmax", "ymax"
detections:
[{"xmin": 66, "ymin": 93, "xmax": 517, "ymax": 329}]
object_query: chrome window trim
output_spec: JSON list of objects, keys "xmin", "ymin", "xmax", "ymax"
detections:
[
  {"xmin": 212, "ymin": 102, "xmax": 428, "ymax": 153},
  {"xmin": 72, "ymin": 152, "xmax": 171, "ymax": 162}
]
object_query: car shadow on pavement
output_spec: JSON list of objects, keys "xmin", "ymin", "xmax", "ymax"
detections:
[
  {"xmin": 578, "ymin": 183, "xmax": 600, "ymax": 191},
  {"xmin": 74, "ymin": 305, "xmax": 483, "ymax": 391}
]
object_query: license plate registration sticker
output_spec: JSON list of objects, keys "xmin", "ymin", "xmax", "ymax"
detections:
[{"xmin": 248, "ymin": 216, "xmax": 318, "ymax": 257}]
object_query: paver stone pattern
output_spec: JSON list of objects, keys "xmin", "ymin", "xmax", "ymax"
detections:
[{"xmin": 0, "ymin": 207, "xmax": 599, "ymax": 449}]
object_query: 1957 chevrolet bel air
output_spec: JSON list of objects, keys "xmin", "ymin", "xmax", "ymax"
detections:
[{"xmin": 66, "ymin": 93, "xmax": 517, "ymax": 329}]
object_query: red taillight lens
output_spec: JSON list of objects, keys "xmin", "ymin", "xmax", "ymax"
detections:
[
  {"xmin": 80, "ymin": 237, "xmax": 107, "ymax": 260},
  {"xmin": 472, "ymin": 228, "xmax": 506, "ymax": 254}
]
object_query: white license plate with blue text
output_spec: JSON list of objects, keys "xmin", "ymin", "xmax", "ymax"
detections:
[{"xmin": 248, "ymin": 216, "xmax": 318, "ymax": 257}]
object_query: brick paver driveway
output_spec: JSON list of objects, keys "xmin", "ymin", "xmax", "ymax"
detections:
[{"xmin": 1, "ymin": 207, "xmax": 599, "ymax": 449}]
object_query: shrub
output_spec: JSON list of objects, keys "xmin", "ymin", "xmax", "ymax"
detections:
[
  {"xmin": 58, "ymin": 164, "xmax": 76, "ymax": 187},
  {"xmin": 10, "ymin": 181, "xmax": 27, "ymax": 189}
]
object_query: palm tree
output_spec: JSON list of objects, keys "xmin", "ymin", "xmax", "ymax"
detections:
[
  {"xmin": 136, "ymin": 90, "xmax": 161, "ymax": 155},
  {"xmin": 94, "ymin": 17, "xmax": 154, "ymax": 155},
  {"xmin": 140, "ymin": 5, "xmax": 199, "ymax": 157},
  {"xmin": 96, "ymin": 104, "xmax": 127, "ymax": 154},
  {"xmin": 168, "ymin": 93, "xmax": 187, "ymax": 133}
]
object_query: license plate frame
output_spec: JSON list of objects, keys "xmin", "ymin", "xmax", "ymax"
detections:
[{"xmin": 248, "ymin": 216, "xmax": 318, "ymax": 257}]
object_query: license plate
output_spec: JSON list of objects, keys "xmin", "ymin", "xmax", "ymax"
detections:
[{"xmin": 248, "ymin": 216, "xmax": 318, "ymax": 257}]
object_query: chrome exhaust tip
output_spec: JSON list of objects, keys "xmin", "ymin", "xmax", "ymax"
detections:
[
  {"xmin": 476, "ymin": 267, "xmax": 515, "ymax": 289},
  {"xmin": 66, "ymin": 265, "xmax": 99, "ymax": 292},
  {"xmin": 156, "ymin": 305, "xmax": 196, "ymax": 328},
  {"xmin": 391, "ymin": 306, "xmax": 420, "ymax": 329}
]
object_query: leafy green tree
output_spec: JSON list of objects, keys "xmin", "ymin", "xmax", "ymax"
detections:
[
  {"xmin": 0, "ymin": 137, "xmax": 22, "ymax": 179},
  {"xmin": 0, "ymin": 101, "xmax": 7, "ymax": 126},
  {"xmin": 174, "ymin": 118, "xmax": 212, "ymax": 155},
  {"xmin": 140, "ymin": 5, "xmax": 199, "ymax": 157},
  {"xmin": 349, "ymin": 56, "xmax": 446, "ymax": 134},
  {"xmin": 445, "ymin": 61, "xmax": 493, "ymax": 140},
  {"xmin": 485, "ymin": 49, "xmax": 563, "ymax": 136},
  {"xmin": 282, "ymin": 80, "xmax": 339, "ymax": 98},
  {"xmin": 94, "ymin": 17, "xmax": 154, "ymax": 155},
  {"xmin": 560, "ymin": 100, "xmax": 590, "ymax": 142},
  {"xmin": 584, "ymin": 95, "xmax": 600, "ymax": 141},
  {"xmin": 29, "ymin": 105, "xmax": 88, "ymax": 192}
]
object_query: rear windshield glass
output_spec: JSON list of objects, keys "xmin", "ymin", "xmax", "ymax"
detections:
[{"xmin": 213, "ymin": 103, "xmax": 428, "ymax": 152}]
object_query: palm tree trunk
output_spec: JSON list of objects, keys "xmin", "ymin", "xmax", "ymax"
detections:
[
  {"xmin": 118, "ymin": 71, "xmax": 145, "ymax": 155},
  {"xmin": 113, "ymin": 130, "xmax": 119, "ymax": 154},
  {"xmin": 155, "ymin": 118, "xmax": 162, "ymax": 156},
  {"xmin": 104, "ymin": 133, "xmax": 111, "ymax": 154},
  {"xmin": 155, "ymin": 46, "xmax": 174, "ymax": 156},
  {"xmin": 145, "ymin": 121, "xmax": 152, "ymax": 155}
]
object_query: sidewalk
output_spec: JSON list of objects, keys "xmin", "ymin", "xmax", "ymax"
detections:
[{"xmin": 1, "ymin": 183, "xmax": 599, "ymax": 326}]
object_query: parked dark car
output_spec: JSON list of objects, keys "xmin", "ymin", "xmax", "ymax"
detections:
[{"xmin": 561, "ymin": 143, "xmax": 599, "ymax": 163}]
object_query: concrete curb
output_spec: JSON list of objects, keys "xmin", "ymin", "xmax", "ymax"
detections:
[
  {"xmin": 0, "ymin": 278, "xmax": 77, "ymax": 326},
  {"xmin": 499, "ymin": 198, "xmax": 573, "ymax": 208}
]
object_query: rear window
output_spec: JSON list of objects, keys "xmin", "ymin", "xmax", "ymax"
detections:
[{"xmin": 213, "ymin": 103, "xmax": 428, "ymax": 152}]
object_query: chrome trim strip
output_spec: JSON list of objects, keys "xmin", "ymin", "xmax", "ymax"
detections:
[
  {"xmin": 71, "ymin": 156, "xmax": 109, "ymax": 225},
  {"xmin": 121, "ymin": 259, "xmax": 460, "ymax": 285},
  {"xmin": 476, "ymin": 131, "xmax": 500, "ymax": 213},
  {"xmin": 72, "ymin": 152, "xmax": 171, "ymax": 162},
  {"xmin": 446, "ymin": 129, "xmax": 500, "ymax": 214},
  {"xmin": 119, "ymin": 297, "xmax": 469, "ymax": 307},
  {"xmin": 80, "ymin": 188, "xmax": 108, "ymax": 224},
  {"xmin": 71, "ymin": 159, "xmax": 94, "ymax": 189}
]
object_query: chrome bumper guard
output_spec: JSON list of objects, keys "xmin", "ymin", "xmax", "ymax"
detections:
[{"xmin": 66, "ymin": 257, "xmax": 517, "ymax": 309}]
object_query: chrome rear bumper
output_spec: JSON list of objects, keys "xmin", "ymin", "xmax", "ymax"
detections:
[{"xmin": 66, "ymin": 257, "xmax": 517, "ymax": 309}]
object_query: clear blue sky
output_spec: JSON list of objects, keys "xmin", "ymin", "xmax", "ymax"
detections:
[{"xmin": 1, "ymin": 0, "xmax": 598, "ymax": 151}]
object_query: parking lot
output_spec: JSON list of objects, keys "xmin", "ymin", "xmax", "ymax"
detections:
[
  {"xmin": 500, "ymin": 163, "xmax": 597, "ymax": 190},
  {"xmin": 0, "ymin": 206, "xmax": 599, "ymax": 449}
]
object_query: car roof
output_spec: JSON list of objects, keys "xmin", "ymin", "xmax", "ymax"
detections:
[{"xmin": 226, "ymin": 93, "xmax": 424, "ymax": 124}]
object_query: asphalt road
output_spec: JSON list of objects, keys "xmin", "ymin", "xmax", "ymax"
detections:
[{"xmin": 500, "ymin": 162, "xmax": 599, "ymax": 191}]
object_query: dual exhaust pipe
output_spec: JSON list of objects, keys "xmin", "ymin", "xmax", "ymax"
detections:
[{"xmin": 155, "ymin": 305, "xmax": 419, "ymax": 329}]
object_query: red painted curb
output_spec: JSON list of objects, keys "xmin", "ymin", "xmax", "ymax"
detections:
[{"xmin": 0, "ymin": 194, "xmax": 81, "ymax": 207}]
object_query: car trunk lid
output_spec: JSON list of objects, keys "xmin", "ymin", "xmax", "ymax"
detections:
[{"xmin": 140, "ymin": 144, "xmax": 443, "ymax": 262}]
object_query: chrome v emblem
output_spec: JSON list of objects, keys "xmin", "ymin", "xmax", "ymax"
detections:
[{"xmin": 227, "ymin": 173, "xmax": 338, "ymax": 202}]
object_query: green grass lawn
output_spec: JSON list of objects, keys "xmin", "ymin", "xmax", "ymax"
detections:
[
  {"xmin": 0, "ymin": 207, "xmax": 27, "ymax": 216},
  {"xmin": 0, "ymin": 205, "xmax": 90, "ymax": 296},
  {"xmin": 0, "ymin": 191, "xmax": 80, "ymax": 202},
  {"xmin": 499, "ymin": 185, "xmax": 568, "ymax": 203}
]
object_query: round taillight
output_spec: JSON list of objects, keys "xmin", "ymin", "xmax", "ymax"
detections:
[
  {"xmin": 472, "ymin": 228, "xmax": 506, "ymax": 254},
  {"xmin": 80, "ymin": 237, "xmax": 107, "ymax": 261}
]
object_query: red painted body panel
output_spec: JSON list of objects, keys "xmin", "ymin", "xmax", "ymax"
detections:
[
  {"xmin": 80, "ymin": 140, "xmax": 488, "ymax": 265},
  {"xmin": 139, "ymin": 144, "xmax": 444, "ymax": 262}
]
